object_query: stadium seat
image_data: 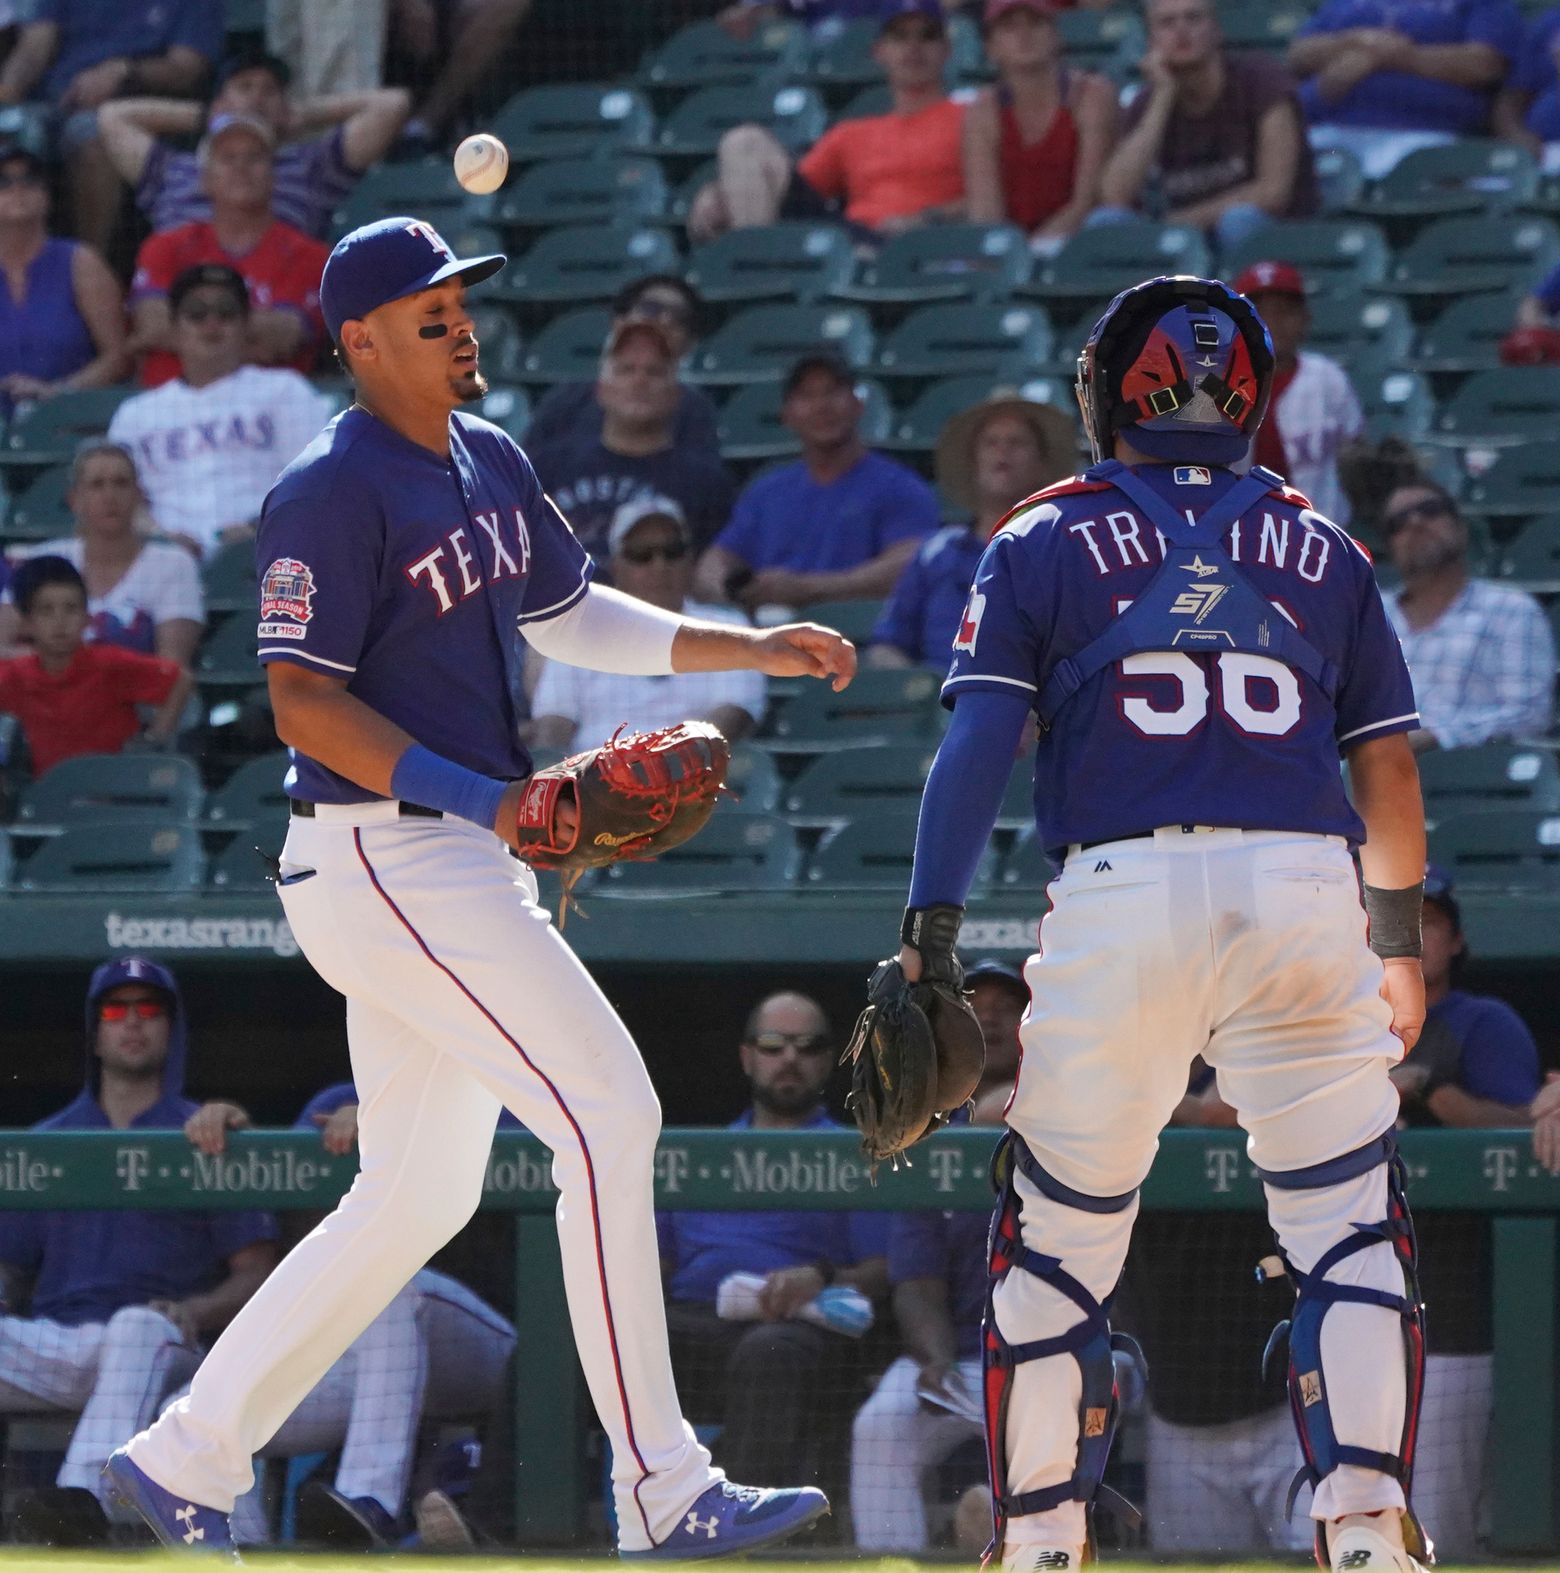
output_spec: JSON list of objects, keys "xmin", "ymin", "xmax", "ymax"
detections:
[
  {"xmin": 1350, "ymin": 139, "xmax": 1538, "ymax": 223},
  {"xmin": 202, "ymin": 538, "xmax": 258, "ymax": 615},
  {"xmin": 209, "ymin": 836, "xmax": 276, "ymax": 890},
  {"xmin": 197, "ymin": 615, "xmax": 260, "ymax": 689},
  {"xmin": 15, "ymin": 821, "xmax": 204, "ymax": 892},
  {"xmin": 1053, "ymin": 6, "xmax": 1145, "ymax": 74},
  {"xmin": 1220, "ymin": 218, "xmax": 1390, "ymax": 296},
  {"xmin": 784, "ymin": 741, "xmax": 942, "ymax": 823},
  {"xmin": 595, "ymin": 808, "xmax": 799, "ymax": 892},
  {"xmin": 471, "ymin": 385, "xmax": 531, "ymax": 442},
  {"xmin": 494, "ymin": 156, "xmax": 668, "ymax": 234},
  {"xmin": 0, "ymin": 104, "xmax": 49, "ymax": 157},
  {"xmin": 1214, "ymin": 0, "xmax": 1308, "ymax": 52},
  {"xmin": 1387, "ymin": 215, "xmax": 1560, "ymax": 301},
  {"xmin": 805, "ymin": 17, "xmax": 911, "ymax": 97},
  {"xmin": 17, "ymin": 753, "xmax": 203, "ymax": 827},
  {"xmin": 205, "ymin": 751, "xmax": 291, "ymax": 830},
  {"xmin": 996, "ymin": 760, "xmax": 1037, "ymax": 831},
  {"xmin": 639, "ymin": 17, "xmax": 808, "ymax": 92},
  {"xmin": 805, "ymin": 598, "xmax": 886, "ymax": 645},
  {"xmin": 1359, "ymin": 370, "xmax": 1436, "ymax": 441},
  {"xmin": 490, "ymin": 83, "xmax": 655, "ymax": 163},
  {"xmin": 2, "ymin": 464, "xmax": 72, "ymax": 540},
  {"xmin": 884, "ymin": 372, "xmax": 1071, "ymax": 456},
  {"xmin": 1000, "ymin": 825, "xmax": 1057, "ymax": 892},
  {"xmin": 725, "ymin": 744, "xmax": 782, "ymax": 813},
  {"xmin": 1496, "ymin": 523, "xmax": 1560, "ymax": 590},
  {"xmin": 688, "ymin": 302, "xmax": 873, "ymax": 386},
  {"xmin": 1417, "ymin": 745, "xmax": 1560, "ymax": 820},
  {"xmin": 330, "ymin": 159, "xmax": 480, "ymax": 237},
  {"xmin": 1025, "ymin": 222, "xmax": 1212, "ymax": 306},
  {"xmin": 685, "ymin": 223, "xmax": 855, "ymax": 305},
  {"xmin": 0, "ymin": 828, "xmax": 11, "ymax": 891},
  {"xmin": 716, "ymin": 375, "xmax": 891, "ymax": 460},
  {"xmin": 1412, "ymin": 293, "xmax": 1521, "ymax": 375},
  {"xmin": 1305, "ymin": 293, "xmax": 1414, "ymax": 369},
  {"xmin": 4, "ymin": 387, "xmax": 131, "ymax": 467},
  {"xmin": 1428, "ymin": 367, "xmax": 1560, "ymax": 447},
  {"xmin": 766, "ymin": 666, "xmax": 944, "ymax": 751},
  {"xmin": 1312, "ymin": 145, "xmax": 1366, "ymax": 214},
  {"xmin": 468, "ymin": 304, "xmax": 525, "ymax": 382},
  {"xmin": 517, "ymin": 306, "xmax": 612, "ymax": 385},
  {"xmin": 495, "ymin": 225, "xmax": 680, "ymax": 308},
  {"xmin": 1428, "ymin": 808, "xmax": 1560, "ymax": 894},
  {"xmin": 873, "ymin": 302, "xmax": 1054, "ymax": 381},
  {"xmin": 654, "ymin": 80, "xmax": 826, "ymax": 162},
  {"xmin": 1460, "ymin": 446, "xmax": 1560, "ymax": 523},
  {"xmin": 438, "ymin": 220, "xmax": 506, "ymax": 265},
  {"xmin": 836, "ymin": 223, "xmax": 1033, "ymax": 305},
  {"xmin": 808, "ymin": 810, "xmax": 994, "ymax": 889}
]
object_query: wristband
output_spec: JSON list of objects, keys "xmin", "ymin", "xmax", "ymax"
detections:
[
  {"xmin": 900, "ymin": 904, "xmax": 965, "ymax": 987},
  {"xmin": 390, "ymin": 744, "xmax": 508, "ymax": 831},
  {"xmin": 1363, "ymin": 881, "xmax": 1423, "ymax": 959}
]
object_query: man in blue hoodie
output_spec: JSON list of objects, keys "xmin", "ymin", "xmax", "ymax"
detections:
[{"xmin": 0, "ymin": 958, "xmax": 277, "ymax": 1542}]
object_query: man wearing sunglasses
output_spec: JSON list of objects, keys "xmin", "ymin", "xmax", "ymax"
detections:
[
  {"xmin": 1378, "ymin": 480, "xmax": 1554, "ymax": 753},
  {"xmin": 108, "ymin": 263, "xmax": 334, "ymax": 560},
  {"xmin": 0, "ymin": 958, "xmax": 277, "ymax": 1546}
]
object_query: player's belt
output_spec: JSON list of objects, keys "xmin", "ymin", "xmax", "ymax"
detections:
[
  {"xmin": 1076, "ymin": 824, "xmax": 1214, "ymax": 852},
  {"xmin": 289, "ymin": 800, "xmax": 443, "ymax": 819}
]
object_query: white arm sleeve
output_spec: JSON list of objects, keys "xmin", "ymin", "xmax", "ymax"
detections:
[{"xmin": 519, "ymin": 582, "xmax": 683, "ymax": 675}]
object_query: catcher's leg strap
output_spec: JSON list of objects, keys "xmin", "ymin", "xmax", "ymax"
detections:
[
  {"xmin": 1258, "ymin": 1132, "xmax": 1428, "ymax": 1553},
  {"xmin": 984, "ymin": 1135, "xmax": 1143, "ymax": 1538}
]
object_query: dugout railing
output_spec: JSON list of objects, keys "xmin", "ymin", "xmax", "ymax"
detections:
[{"xmin": 1, "ymin": 1127, "xmax": 1555, "ymax": 1553}]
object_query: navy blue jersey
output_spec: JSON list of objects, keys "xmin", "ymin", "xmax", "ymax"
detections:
[
  {"xmin": 255, "ymin": 407, "xmax": 592, "ymax": 804},
  {"xmin": 943, "ymin": 464, "xmax": 1418, "ymax": 851}
]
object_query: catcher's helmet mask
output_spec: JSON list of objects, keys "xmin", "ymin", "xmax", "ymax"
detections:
[{"xmin": 1076, "ymin": 274, "xmax": 1275, "ymax": 466}]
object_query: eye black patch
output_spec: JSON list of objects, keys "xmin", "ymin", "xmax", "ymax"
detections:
[{"xmin": 418, "ymin": 323, "xmax": 450, "ymax": 340}]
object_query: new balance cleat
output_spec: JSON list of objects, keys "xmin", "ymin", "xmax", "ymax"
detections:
[
  {"xmin": 1330, "ymin": 1524, "xmax": 1430, "ymax": 1573},
  {"xmin": 622, "ymin": 1480, "xmax": 828, "ymax": 1561},
  {"xmin": 103, "ymin": 1451, "xmax": 235, "ymax": 1556}
]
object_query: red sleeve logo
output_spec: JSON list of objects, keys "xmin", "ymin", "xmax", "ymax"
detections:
[{"xmin": 954, "ymin": 589, "xmax": 985, "ymax": 655}]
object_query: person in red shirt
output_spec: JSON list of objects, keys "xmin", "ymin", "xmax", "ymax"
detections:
[
  {"xmin": 128, "ymin": 113, "xmax": 329, "ymax": 387},
  {"xmin": 0, "ymin": 556, "xmax": 192, "ymax": 777},
  {"xmin": 688, "ymin": 0, "xmax": 965, "ymax": 242}
]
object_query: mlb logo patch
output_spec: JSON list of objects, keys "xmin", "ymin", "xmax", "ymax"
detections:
[
  {"xmin": 260, "ymin": 558, "xmax": 316, "ymax": 624},
  {"xmin": 1173, "ymin": 466, "xmax": 1212, "ymax": 486}
]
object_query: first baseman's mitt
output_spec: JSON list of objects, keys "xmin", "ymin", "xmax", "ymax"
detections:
[
  {"xmin": 513, "ymin": 721, "xmax": 730, "ymax": 886},
  {"xmin": 844, "ymin": 904, "xmax": 986, "ymax": 1167}
]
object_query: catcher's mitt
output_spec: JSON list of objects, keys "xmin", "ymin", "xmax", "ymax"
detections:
[
  {"xmin": 844, "ymin": 904, "xmax": 986, "ymax": 1167},
  {"xmin": 513, "ymin": 720, "xmax": 730, "ymax": 884}
]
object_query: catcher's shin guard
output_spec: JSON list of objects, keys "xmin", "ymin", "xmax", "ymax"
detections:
[
  {"xmin": 982, "ymin": 1134, "xmax": 1143, "ymax": 1564},
  {"xmin": 1258, "ymin": 1132, "xmax": 1431, "ymax": 1565}
]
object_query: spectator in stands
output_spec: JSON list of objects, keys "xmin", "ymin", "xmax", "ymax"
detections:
[
  {"xmin": 0, "ymin": 0, "xmax": 221, "ymax": 250},
  {"xmin": 1495, "ymin": 5, "xmax": 1560, "ymax": 156},
  {"xmin": 1380, "ymin": 479, "xmax": 1555, "ymax": 751},
  {"xmin": 1533, "ymin": 1073, "xmax": 1560, "ymax": 1173},
  {"xmin": 530, "ymin": 496, "xmax": 766, "ymax": 750},
  {"xmin": 109, "ymin": 263, "xmax": 335, "ymax": 561},
  {"xmin": 0, "ymin": 958, "xmax": 276, "ymax": 1544},
  {"xmin": 1503, "ymin": 255, "xmax": 1560, "ymax": 364},
  {"xmin": 867, "ymin": 391, "xmax": 1074, "ymax": 668},
  {"xmin": 658, "ymin": 991, "xmax": 889, "ymax": 1491},
  {"xmin": 129, "ymin": 114, "xmax": 331, "ymax": 388},
  {"xmin": 0, "ymin": 144, "xmax": 128, "ymax": 417},
  {"xmin": 99, "ymin": 49, "xmax": 411, "ymax": 241},
  {"xmin": 0, "ymin": 441, "xmax": 204, "ymax": 663},
  {"xmin": 265, "ymin": 0, "xmax": 386, "ymax": 99},
  {"xmin": 0, "ymin": 556, "xmax": 191, "ymax": 777},
  {"xmin": 1096, "ymin": 0, "xmax": 1317, "ymax": 249},
  {"xmin": 719, "ymin": 0, "xmax": 1121, "ymax": 38},
  {"xmin": 525, "ymin": 275, "xmax": 719, "ymax": 452},
  {"xmin": 1388, "ymin": 867, "xmax": 1540, "ymax": 1557},
  {"xmin": 688, "ymin": 0, "xmax": 965, "ymax": 244},
  {"xmin": 1290, "ymin": 0, "xmax": 1522, "ymax": 179},
  {"xmin": 965, "ymin": 958, "xmax": 1030, "ymax": 1123},
  {"xmin": 528, "ymin": 319, "xmax": 735, "ymax": 562},
  {"xmin": 696, "ymin": 352, "xmax": 939, "ymax": 612},
  {"xmin": 962, "ymin": 0, "xmax": 1119, "ymax": 247},
  {"xmin": 1233, "ymin": 260, "xmax": 1363, "ymax": 524},
  {"xmin": 180, "ymin": 1083, "xmax": 517, "ymax": 1550}
]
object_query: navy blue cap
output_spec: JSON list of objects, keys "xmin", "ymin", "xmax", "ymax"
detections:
[
  {"xmin": 879, "ymin": 0, "xmax": 947, "ymax": 32},
  {"xmin": 1423, "ymin": 863, "xmax": 1461, "ymax": 932},
  {"xmin": 964, "ymin": 957, "xmax": 1028, "ymax": 998},
  {"xmin": 321, "ymin": 216, "xmax": 506, "ymax": 341}
]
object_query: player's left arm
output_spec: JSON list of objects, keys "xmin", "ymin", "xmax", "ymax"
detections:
[{"xmin": 149, "ymin": 1239, "xmax": 277, "ymax": 1340}]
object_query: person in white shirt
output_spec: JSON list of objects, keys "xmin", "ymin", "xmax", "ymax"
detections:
[
  {"xmin": 0, "ymin": 439, "xmax": 203, "ymax": 662},
  {"xmin": 530, "ymin": 496, "xmax": 767, "ymax": 750},
  {"xmin": 1233, "ymin": 260, "xmax": 1362, "ymax": 524},
  {"xmin": 107, "ymin": 262, "xmax": 334, "ymax": 560}
]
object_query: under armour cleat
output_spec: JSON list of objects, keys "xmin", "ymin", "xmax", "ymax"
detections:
[
  {"xmin": 621, "ymin": 1480, "xmax": 829, "ymax": 1560},
  {"xmin": 1330, "ymin": 1524, "xmax": 1430, "ymax": 1573},
  {"xmin": 103, "ymin": 1451, "xmax": 235, "ymax": 1556}
]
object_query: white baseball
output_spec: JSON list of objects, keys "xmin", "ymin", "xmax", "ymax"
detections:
[{"xmin": 454, "ymin": 133, "xmax": 509, "ymax": 195}]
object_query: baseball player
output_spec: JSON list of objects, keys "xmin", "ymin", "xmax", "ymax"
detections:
[
  {"xmin": 106, "ymin": 216, "xmax": 852, "ymax": 1560},
  {"xmin": 883, "ymin": 276, "xmax": 1432, "ymax": 1573}
]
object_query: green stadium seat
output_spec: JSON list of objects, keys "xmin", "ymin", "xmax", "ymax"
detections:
[
  {"xmin": 1054, "ymin": 7, "xmax": 1145, "ymax": 74},
  {"xmin": 725, "ymin": 744, "xmax": 782, "ymax": 813},
  {"xmin": 1024, "ymin": 222, "xmax": 1211, "ymax": 305},
  {"xmin": 834, "ymin": 83, "xmax": 892, "ymax": 123},
  {"xmin": 3, "ymin": 464, "xmax": 72, "ymax": 540},
  {"xmin": 685, "ymin": 223, "xmax": 855, "ymax": 305},
  {"xmin": 808, "ymin": 810, "xmax": 995, "ymax": 889},
  {"xmin": 806, "ymin": 18, "xmax": 909, "ymax": 97},
  {"xmin": 766, "ymin": 666, "xmax": 944, "ymax": 751},
  {"xmin": 1305, "ymin": 294, "xmax": 1413, "ymax": 368},
  {"xmin": 1350, "ymin": 139, "xmax": 1538, "ymax": 223},
  {"xmin": 18, "ymin": 753, "xmax": 203, "ymax": 826},
  {"xmin": 0, "ymin": 828, "xmax": 11, "ymax": 891},
  {"xmin": 1312, "ymin": 145, "xmax": 1366, "ymax": 214},
  {"xmin": 1220, "ymin": 218, "xmax": 1390, "ymax": 296},
  {"xmin": 468, "ymin": 304, "xmax": 524, "ymax": 382},
  {"xmin": 784, "ymin": 741, "xmax": 942, "ymax": 823},
  {"xmin": 716, "ymin": 376, "xmax": 891, "ymax": 460},
  {"xmin": 1460, "ymin": 447, "xmax": 1560, "ymax": 523},
  {"xmin": 1359, "ymin": 370, "xmax": 1436, "ymax": 441},
  {"xmin": 1417, "ymin": 745, "xmax": 1560, "ymax": 821},
  {"xmin": 1412, "ymin": 293, "xmax": 1521, "ymax": 375},
  {"xmin": 470, "ymin": 385, "xmax": 531, "ymax": 441},
  {"xmin": 1428, "ymin": 367, "xmax": 1560, "ymax": 448},
  {"xmin": 490, "ymin": 83, "xmax": 655, "ymax": 163},
  {"xmin": 495, "ymin": 226, "xmax": 680, "ymax": 308},
  {"xmin": 884, "ymin": 372, "xmax": 1071, "ymax": 455},
  {"xmin": 329, "ymin": 160, "xmax": 484, "ymax": 240},
  {"xmin": 437, "ymin": 219, "xmax": 506, "ymax": 264},
  {"xmin": 837, "ymin": 224, "xmax": 1033, "ymax": 305},
  {"xmin": 873, "ymin": 302, "xmax": 1054, "ymax": 381},
  {"xmin": 595, "ymin": 808, "xmax": 799, "ymax": 893},
  {"xmin": 640, "ymin": 17, "xmax": 808, "ymax": 92},
  {"xmin": 806, "ymin": 598, "xmax": 886, "ymax": 645},
  {"xmin": 1428, "ymin": 808, "xmax": 1560, "ymax": 894},
  {"xmin": 15, "ymin": 821, "xmax": 204, "ymax": 892},
  {"xmin": 197, "ymin": 615, "xmax": 260, "ymax": 689},
  {"xmin": 0, "ymin": 105, "xmax": 50, "ymax": 157},
  {"xmin": 1000, "ymin": 825, "xmax": 1055, "ymax": 892},
  {"xmin": 205, "ymin": 751, "xmax": 291, "ymax": 830},
  {"xmin": 1214, "ymin": 0, "xmax": 1308, "ymax": 52},
  {"xmin": 493, "ymin": 156, "xmax": 668, "ymax": 234},
  {"xmin": 654, "ymin": 81, "xmax": 826, "ymax": 161},
  {"xmin": 203, "ymin": 538, "xmax": 258, "ymax": 615},
  {"xmin": 517, "ymin": 306, "xmax": 611, "ymax": 385},
  {"xmin": 1496, "ymin": 523, "xmax": 1560, "ymax": 591},
  {"xmin": 689, "ymin": 302, "xmax": 872, "ymax": 386},
  {"xmin": 209, "ymin": 836, "xmax": 276, "ymax": 890},
  {"xmin": 4, "ymin": 387, "xmax": 132, "ymax": 467},
  {"xmin": 1387, "ymin": 216, "xmax": 1560, "ymax": 300}
]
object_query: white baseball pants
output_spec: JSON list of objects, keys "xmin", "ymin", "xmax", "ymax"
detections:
[{"xmin": 127, "ymin": 807, "xmax": 718, "ymax": 1551}]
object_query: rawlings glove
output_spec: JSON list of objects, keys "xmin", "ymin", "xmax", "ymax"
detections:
[
  {"xmin": 512, "ymin": 721, "xmax": 730, "ymax": 886},
  {"xmin": 843, "ymin": 904, "xmax": 986, "ymax": 1167}
]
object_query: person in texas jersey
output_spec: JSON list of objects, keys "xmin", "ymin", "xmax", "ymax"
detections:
[{"xmin": 885, "ymin": 275, "xmax": 1433, "ymax": 1573}]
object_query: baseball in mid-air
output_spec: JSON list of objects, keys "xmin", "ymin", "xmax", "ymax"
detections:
[{"xmin": 454, "ymin": 133, "xmax": 508, "ymax": 195}]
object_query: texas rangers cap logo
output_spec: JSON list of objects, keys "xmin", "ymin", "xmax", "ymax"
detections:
[{"xmin": 261, "ymin": 557, "xmax": 317, "ymax": 624}]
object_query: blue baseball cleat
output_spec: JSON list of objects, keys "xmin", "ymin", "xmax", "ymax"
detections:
[
  {"xmin": 622, "ymin": 1480, "xmax": 828, "ymax": 1561},
  {"xmin": 103, "ymin": 1450, "xmax": 236, "ymax": 1556}
]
